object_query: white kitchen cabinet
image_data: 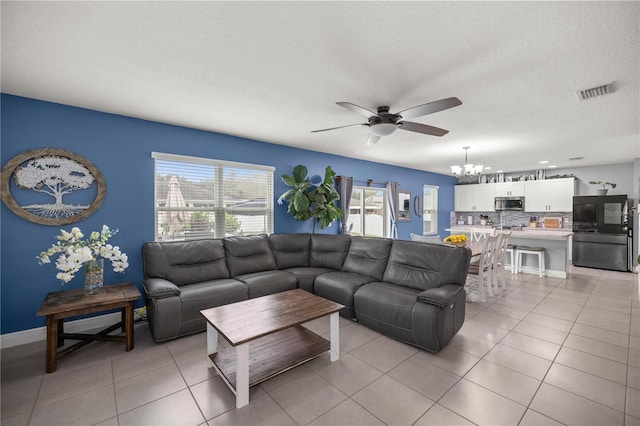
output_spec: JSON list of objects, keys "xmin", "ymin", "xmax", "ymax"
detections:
[
  {"xmin": 525, "ymin": 178, "xmax": 574, "ymax": 212},
  {"xmin": 454, "ymin": 185, "xmax": 474, "ymax": 211},
  {"xmin": 495, "ymin": 181, "xmax": 525, "ymax": 197},
  {"xmin": 455, "ymin": 184, "xmax": 495, "ymax": 211}
]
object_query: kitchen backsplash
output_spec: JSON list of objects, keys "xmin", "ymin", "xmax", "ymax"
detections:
[{"xmin": 451, "ymin": 211, "xmax": 572, "ymax": 229}]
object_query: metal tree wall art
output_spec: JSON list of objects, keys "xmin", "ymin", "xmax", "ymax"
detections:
[{"xmin": 1, "ymin": 148, "xmax": 106, "ymax": 225}]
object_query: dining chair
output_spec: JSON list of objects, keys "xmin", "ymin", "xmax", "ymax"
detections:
[
  {"xmin": 469, "ymin": 227, "xmax": 496, "ymax": 265},
  {"xmin": 492, "ymin": 231, "xmax": 512, "ymax": 293},
  {"xmin": 471, "ymin": 229, "xmax": 488, "ymax": 242},
  {"xmin": 466, "ymin": 234, "xmax": 498, "ymax": 303}
]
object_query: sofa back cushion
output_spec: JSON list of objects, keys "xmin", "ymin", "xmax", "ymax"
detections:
[
  {"xmin": 224, "ymin": 234, "xmax": 277, "ymax": 276},
  {"xmin": 142, "ymin": 239, "xmax": 229, "ymax": 286},
  {"xmin": 383, "ymin": 240, "xmax": 471, "ymax": 291},
  {"xmin": 309, "ymin": 234, "xmax": 351, "ymax": 270},
  {"xmin": 269, "ymin": 233, "xmax": 311, "ymax": 269},
  {"xmin": 342, "ymin": 236, "xmax": 393, "ymax": 281}
]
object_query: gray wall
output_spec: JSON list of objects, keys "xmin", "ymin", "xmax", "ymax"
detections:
[{"xmin": 550, "ymin": 162, "xmax": 634, "ymax": 198}]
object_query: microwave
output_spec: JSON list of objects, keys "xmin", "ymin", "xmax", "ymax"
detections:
[{"xmin": 495, "ymin": 197, "xmax": 524, "ymax": 211}]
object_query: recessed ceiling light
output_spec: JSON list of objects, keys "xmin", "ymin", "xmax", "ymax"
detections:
[
  {"xmin": 548, "ymin": 165, "xmax": 558, "ymax": 168},
  {"xmin": 496, "ymin": 170, "xmax": 504, "ymax": 173},
  {"xmin": 539, "ymin": 160, "xmax": 549, "ymax": 164},
  {"xmin": 484, "ymin": 166, "xmax": 492, "ymax": 170}
]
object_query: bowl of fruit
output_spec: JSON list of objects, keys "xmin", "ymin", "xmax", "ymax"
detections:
[{"xmin": 444, "ymin": 234, "xmax": 468, "ymax": 247}]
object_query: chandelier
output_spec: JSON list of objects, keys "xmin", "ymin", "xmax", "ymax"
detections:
[{"xmin": 451, "ymin": 146, "xmax": 483, "ymax": 177}]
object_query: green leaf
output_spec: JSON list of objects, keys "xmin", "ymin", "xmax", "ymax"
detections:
[
  {"xmin": 292, "ymin": 191, "xmax": 310, "ymax": 212},
  {"xmin": 281, "ymin": 174, "xmax": 296, "ymax": 186},
  {"xmin": 323, "ymin": 166, "xmax": 337, "ymax": 185},
  {"xmin": 277, "ymin": 189, "xmax": 294, "ymax": 205},
  {"xmin": 292, "ymin": 165, "xmax": 308, "ymax": 182}
]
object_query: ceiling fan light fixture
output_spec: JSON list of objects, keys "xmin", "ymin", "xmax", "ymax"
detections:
[
  {"xmin": 315, "ymin": 98, "xmax": 461, "ymax": 145},
  {"xmin": 369, "ymin": 122, "xmax": 397, "ymax": 137}
]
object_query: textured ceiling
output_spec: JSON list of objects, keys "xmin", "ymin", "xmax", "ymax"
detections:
[{"xmin": 2, "ymin": 1, "xmax": 639, "ymax": 175}]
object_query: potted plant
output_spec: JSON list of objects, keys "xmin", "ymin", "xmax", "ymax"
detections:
[
  {"xmin": 589, "ymin": 181, "xmax": 616, "ymax": 196},
  {"xmin": 37, "ymin": 225, "xmax": 129, "ymax": 294},
  {"xmin": 278, "ymin": 164, "xmax": 343, "ymax": 232}
]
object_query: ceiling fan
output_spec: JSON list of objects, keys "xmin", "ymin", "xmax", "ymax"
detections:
[{"xmin": 312, "ymin": 97, "xmax": 462, "ymax": 146}]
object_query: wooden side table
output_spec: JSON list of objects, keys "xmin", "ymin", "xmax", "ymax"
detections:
[{"xmin": 36, "ymin": 282, "xmax": 141, "ymax": 373}]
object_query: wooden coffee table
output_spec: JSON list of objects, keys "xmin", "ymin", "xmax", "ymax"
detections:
[
  {"xmin": 36, "ymin": 282, "xmax": 141, "ymax": 373},
  {"xmin": 200, "ymin": 289, "xmax": 344, "ymax": 408}
]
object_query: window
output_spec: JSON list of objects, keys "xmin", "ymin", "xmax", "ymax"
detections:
[
  {"xmin": 347, "ymin": 186, "xmax": 387, "ymax": 237},
  {"xmin": 152, "ymin": 152, "xmax": 274, "ymax": 241},
  {"xmin": 423, "ymin": 185, "xmax": 438, "ymax": 234}
]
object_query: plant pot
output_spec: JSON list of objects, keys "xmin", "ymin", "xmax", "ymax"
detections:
[{"xmin": 596, "ymin": 189, "xmax": 608, "ymax": 196}]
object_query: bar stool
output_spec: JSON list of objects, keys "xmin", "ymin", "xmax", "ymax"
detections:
[
  {"xmin": 505, "ymin": 244, "xmax": 517, "ymax": 274},
  {"xmin": 515, "ymin": 246, "xmax": 545, "ymax": 277}
]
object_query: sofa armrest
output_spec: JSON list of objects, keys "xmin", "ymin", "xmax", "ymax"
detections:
[
  {"xmin": 143, "ymin": 278, "xmax": 180, "ymax": 299},
  {"xmin": 416, "ymin": 284, "xmax": 464, "ymax": 308}
]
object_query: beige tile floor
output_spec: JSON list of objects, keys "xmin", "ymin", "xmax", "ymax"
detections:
[{"xmin": 2, "ymin": 266, "xmax": 639, "ymax": 425}]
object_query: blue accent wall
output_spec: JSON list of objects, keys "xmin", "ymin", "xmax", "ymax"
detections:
[{"xmin": 1, "ymin": 94, "xmax": 456, "ymax": 334}]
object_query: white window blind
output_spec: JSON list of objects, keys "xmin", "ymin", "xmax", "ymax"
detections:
[{"xmin": 152, "ymin": 152, "xmax": 274, "ymax": 241}]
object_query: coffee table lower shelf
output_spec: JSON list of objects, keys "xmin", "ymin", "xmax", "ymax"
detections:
[{"xmin": 209, "ymin": 325, "xmax": 329, "ymax": 389}]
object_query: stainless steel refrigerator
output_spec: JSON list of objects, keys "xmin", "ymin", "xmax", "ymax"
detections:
[{"xmin": 572, "ymin": 195, "xmax": 632, "ymax": 272}]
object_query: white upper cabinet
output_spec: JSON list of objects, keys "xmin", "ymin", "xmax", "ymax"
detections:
[
  {"xmin": 495, "ymin": 181, "xmax": 525, "ymax": 197},
  {"xmin": 454, "ymin": 185, "xmax": 475, "ymax": 211},
  {"xmin": 455, "ymin": 184, "xmax": 495, "ymax": 212},
  {"xmin": 524, "ymin": 178, "xmax": 575, "ymax": 212}
]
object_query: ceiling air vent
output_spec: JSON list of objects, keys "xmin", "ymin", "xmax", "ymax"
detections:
[{"xmin": 576, "ymin": 83, "xmax": 613, "ymax": 101}]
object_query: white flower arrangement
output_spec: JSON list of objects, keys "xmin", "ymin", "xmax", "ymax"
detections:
[{"xmin": 38, "ymin": 225, "xmax": 129, "ymax": 284}]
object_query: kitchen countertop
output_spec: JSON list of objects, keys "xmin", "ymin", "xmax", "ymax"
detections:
[{"xmin": 446, "ymin": 225, "xmax": 573, "ymax": 240}]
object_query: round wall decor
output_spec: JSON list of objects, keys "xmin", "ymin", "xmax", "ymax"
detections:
[{"xmin": 1, "ymin": 148, "xmax": 106, "ymax": 225}]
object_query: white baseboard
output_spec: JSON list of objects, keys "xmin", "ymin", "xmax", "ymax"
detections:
[{"xmin": 0, "ymin": 312, "xmax": 121, "ymax": 349}]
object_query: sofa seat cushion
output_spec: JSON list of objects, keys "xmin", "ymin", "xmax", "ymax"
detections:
[
  {"xmin": 234, "ymin": 270, "xmax": 298, "ymax": 298},
  {"xmin": 314, "ymin": 271, "xmax": 378, "ymax": 318},
  {"xmin": 283, "ymin": 267, "xmax": 334, "ymax": 293},
  {"xmin": 354, "ymin": 282, "xmax": 421, "ymax": 331},
  {"xmin": 178, "ymin": 279, "xmax": 248, "ymax": 325}
]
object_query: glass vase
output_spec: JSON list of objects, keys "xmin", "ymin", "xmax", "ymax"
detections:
[{"xmin": 84, "ymin": 258, "xmax": 104, "ymax": 295}]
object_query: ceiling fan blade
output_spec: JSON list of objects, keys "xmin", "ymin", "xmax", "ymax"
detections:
[
  {"xmin": 398, "ymin": 121, "xmax": 449, "ymax": 137},
  {"xmin": 396, "ymin": 97, "xmax": 462, "ymax": 120},
  {"xmin": 366, "ymin": 134, "xmax": 381, "ymax": 146},
  {"xmin": 336, "ymin": 102, "xmax": 378, "ymax": 118},
  {"xmin": 311, "ymin": 123, "xmax": 366, "ymax": 133}
]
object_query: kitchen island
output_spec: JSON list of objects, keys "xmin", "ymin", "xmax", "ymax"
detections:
[{"xmin": 446, "ymin": 226, "xmax": 573, "ymax": 278}]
